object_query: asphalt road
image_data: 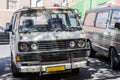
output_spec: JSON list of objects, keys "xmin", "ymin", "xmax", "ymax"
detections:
[{"xmin": 0, "ymin": 44, "xmax": 120, "ymax": 80}]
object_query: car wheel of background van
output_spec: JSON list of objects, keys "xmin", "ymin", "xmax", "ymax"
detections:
[
  {"xmin": 87, "ymin": 41, "xmax": 95, "ymax": 58},
  {"xmin": 11, "ymin": 53, "xmax": 21, "ymax": 78},
  {"xmin": 110, "ymin": 48, "xmax": 120, "ymax": 70},
  {"xmin": 72, "ymin": 68, "xmax": 79, "ymax": 74}
]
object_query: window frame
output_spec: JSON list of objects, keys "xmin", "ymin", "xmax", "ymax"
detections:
[
  {"xmin": 109, "ymin": 10, "xmax": 120, "ymax": 29},
  {"xmin": 95, "ymin": 11, "xmax": 109, "ymax": 29},
  {"xmin": 7, "ymin": 0, "xmax": 18, "ymax": 10},
  {"xmin": 83, "ymin": 12, "xmax": 97, "ymax": 27}
]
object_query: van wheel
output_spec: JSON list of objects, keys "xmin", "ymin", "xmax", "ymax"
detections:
[
  {"xmin": 11, "ymin": 53, "xmax": 21, "ymax": 78},
  {"xmin": 110, "ymin": 48, "xmax": 119, "ymax": 70},
  {"xmin": 72, "ymin": 68, "xmax": 79, "ymax": 74},
  {"xmin": 87, "ymin": 41, "xmax": 95, "ymax": 58}
]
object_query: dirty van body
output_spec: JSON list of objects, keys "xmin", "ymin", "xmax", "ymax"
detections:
[
  {"xmin": 83, "ymin": 6, "xmax": 120, "ymax": 70},
  {"xmin": 8, "ymin": 7, "xmax": 89, "ymax": 77}
]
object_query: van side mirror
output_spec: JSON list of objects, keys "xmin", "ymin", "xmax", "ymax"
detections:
[
  {"xmin": 6, "ymin": 22, "xmax": 12, "ymax": 31},
  {"xmin": 75, "ymin": 14, "xmax": 81, "ymax": 19},
  {"xmin": 78, "ymin": 15, "xmax": 81, "ymax": 19},
  {"xmin": 115, "ymin": 22, "xmax": 120, "ymax": 29}
]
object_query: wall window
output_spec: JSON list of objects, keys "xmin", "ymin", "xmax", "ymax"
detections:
[
  {"xmin": 7, "ymin": 0, "xmax": 18, "ymax": 10},
  {"xmin": 95, "ymin": 11, "xmax": 109, "ymax": 28},
  {"xmin": 84, "ymin": 12, "xmax": 96, "ymax": 26}
]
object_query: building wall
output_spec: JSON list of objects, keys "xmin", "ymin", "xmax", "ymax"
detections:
[
  {"xmin": 18, "ymin": 0, "xmax": 30, "ymax": 8},
  {"xmin": 0, "ymin": 0, "xmax": 7, "ymax": 10},
  {"xmin": 0, "ymin": 0, "xmax": 30, "ymax": 27},
  {"xmin": 104, "ymin": 0, "xmax": 120, "ymax": 7},
  {"xmin": 72, "ymin": 0, "xmax": 111, "ymax": 19},
  {"xmin": 36, "ymin": 0, "xmax": 64, "ymax": 7},
  {"xmin": 0, "ymin": 10, "xmax": 14, "ymax": 27}
]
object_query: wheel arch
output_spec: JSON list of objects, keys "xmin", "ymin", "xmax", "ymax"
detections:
[{"xmin": 87, "ymin": 39, "xmax": 91, "ymax": 42}]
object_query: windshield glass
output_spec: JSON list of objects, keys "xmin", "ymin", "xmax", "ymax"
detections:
[{"xmin": 19, "ymin": 9, "xmax": 81, "ymax": 33}]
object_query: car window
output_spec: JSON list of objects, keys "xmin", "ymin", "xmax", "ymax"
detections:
[
  {"xmin": 110, "ymin": 10, "xmax": 120, "ymax": 29},
  {"xmin": 95, "ymin": 11, "xmax": 109, "ymax": 28},
  {"xmin": 84, "ymin": 12, "xmax": 96, "ymax": 26}
]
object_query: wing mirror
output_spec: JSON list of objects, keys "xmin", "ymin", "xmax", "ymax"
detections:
[{"xmin": 6, "ymin": 22, "xmax": 12, "ymax": 32}]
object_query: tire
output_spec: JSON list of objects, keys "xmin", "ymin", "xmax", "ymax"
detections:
[
  {"xmin": 72, "ymin": 68, "xmax": 79, "ymax": 74},
  {"xmin": 110, "ymin": 48, "xmax": 119, "ymax": 70},
  {"xmin": 87, "ymin": 41, "xmax": 95, "ymax": 58},
  {"xmin": 11, "ymin": 53, "xmax": 21, "ymax": 78}
]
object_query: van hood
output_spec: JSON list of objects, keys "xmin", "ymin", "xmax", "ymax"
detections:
[{"xmin": 19, "ymin": 31, "xmax": 86, "ymax": 41}]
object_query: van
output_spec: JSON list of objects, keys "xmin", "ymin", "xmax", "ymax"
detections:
[
  {"xmin": 83, "ymin": 6, "xmax": 120, "ymax": 70},
  {"xmin": 7, "ymin": 7, "xmax": 89, "ymax": 77}
]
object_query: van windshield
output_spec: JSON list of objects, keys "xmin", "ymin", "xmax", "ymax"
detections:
[{"xmin": 19, "ymin": 9, "xmax": 81, "ymax": 33}]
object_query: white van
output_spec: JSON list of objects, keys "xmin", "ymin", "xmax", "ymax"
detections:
[
  {"xmin": 7, "ymin": 7, "xmax": 89, "ymax": 77},
  {"xmin": 83, "ymin": 6, "xmax": 120, "ymax": 70}
]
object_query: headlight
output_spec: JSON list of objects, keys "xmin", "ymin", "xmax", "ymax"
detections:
[
  {"xmin": 69, "ymin": 41, "xmax": 76, "ymax": 48},
  {"xmin": 20, "ymin": 43, "xmax": 29, "ymax": 52},
  {"xmin": 31, "ymin": 43, "xmax": 38, "ymax": 50},
  {"xmin": 78, "ymin": 40, "xmax": 85, "ymax": 48}
]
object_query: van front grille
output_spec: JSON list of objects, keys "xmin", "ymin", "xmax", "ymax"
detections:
[{"xmin": 37, "ymin": 40, "xmax": 67, "ymax": 51}]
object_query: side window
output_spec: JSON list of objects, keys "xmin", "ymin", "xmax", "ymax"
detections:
[
  {"xmin": 84, "ymin": 12, "xmax": 96, "ymax": 26},
  {"xmin": 95, "ymin": 11, "xmax": 109, "ymax": 28},
  {"xmin": 12, "ymin": 14, "xmax": 18, "ymax": 30},
  {"xmin": 110, "ymin": 10, "xmax": 120, "ymax": 29}
]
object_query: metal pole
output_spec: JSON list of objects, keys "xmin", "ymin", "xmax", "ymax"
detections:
[
  {"xmin": 66, "ymin": 0, "xmax": 68, "ymax": 6},
  {"xmin": 30, "ymin": 0, "xmax": 31, "ymax": 7},
  {"xmin": 90, "ymin": 0, "xmax": 92, "ymax": 9}
]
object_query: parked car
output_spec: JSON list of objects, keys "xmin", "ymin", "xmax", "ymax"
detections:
[
  {"xmin": 0, "ymin": 26, "xmax": 9, "ymax": 44},
  {"xmin": 7, "ymin": 7, "xmax": 89, "ymax": 78},
  {"xmin": 83, "ymin": 6, "xmax": 120, "ymax": 70}
]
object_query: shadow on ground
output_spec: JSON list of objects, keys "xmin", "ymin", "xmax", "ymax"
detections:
[{"xmin": 1, "ymin": 55, "xmax": 120, "ymax": 80}]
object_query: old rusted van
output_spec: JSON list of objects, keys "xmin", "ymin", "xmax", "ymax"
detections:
[{"xmin": 7, "ymin": 6, "xmax": 89, "ymax": 77}]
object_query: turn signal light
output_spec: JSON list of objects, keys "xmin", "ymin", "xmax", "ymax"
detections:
[{"xmin": 16, "ymin": 56, "xmax": 20, "ymax": 62}]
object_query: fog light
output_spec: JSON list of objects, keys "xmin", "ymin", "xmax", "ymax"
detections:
[{"xmin": 16, "ymin": 56, "xmax": 20, "ymax": 62}]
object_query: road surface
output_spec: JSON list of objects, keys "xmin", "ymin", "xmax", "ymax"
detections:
[{"xmin": 0, "ymin": 44, "xmax": 120, "ymax": 80}]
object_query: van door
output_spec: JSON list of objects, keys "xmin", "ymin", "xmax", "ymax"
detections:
[
  {"xmin": 108, "ymin": 10, "xmax": 120, "ymax": 54},
  {"xmin": 94, "ymin": 11, "xmax": 110, "ymax": 56},
  {"xmin": 83, "ymin": 12, "xmax": 98, "ymax": 42},
  {"xmin": 83, "ymin": 11, "xmax": 110, "ymax": 57}
]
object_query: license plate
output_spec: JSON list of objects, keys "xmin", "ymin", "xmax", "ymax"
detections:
[{"xmin": 46, "ymin": 66, "xmax": 65, "ymax": 72}]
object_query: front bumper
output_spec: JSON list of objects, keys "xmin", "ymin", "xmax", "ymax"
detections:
[
  {"xmin": 15, "ymin": 48, "xmax": 89, "ymax": 73},
  {"xmin": 18, "ymin": 60, "xmax": 87, "ymax": 73}
]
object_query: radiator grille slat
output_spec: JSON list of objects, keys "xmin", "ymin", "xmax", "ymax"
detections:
[{"xmin": 37, "ymin": 40, "xmax": 67, "ymax": 50}]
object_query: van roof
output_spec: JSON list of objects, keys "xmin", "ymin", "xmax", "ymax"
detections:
[
  {"xmin": 86, "ymin": 6, "xmax": 120, "ymax": 12},
  {"xmin": 13, "ymin": 6, "xmax": 74, "ymax": 14}
]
